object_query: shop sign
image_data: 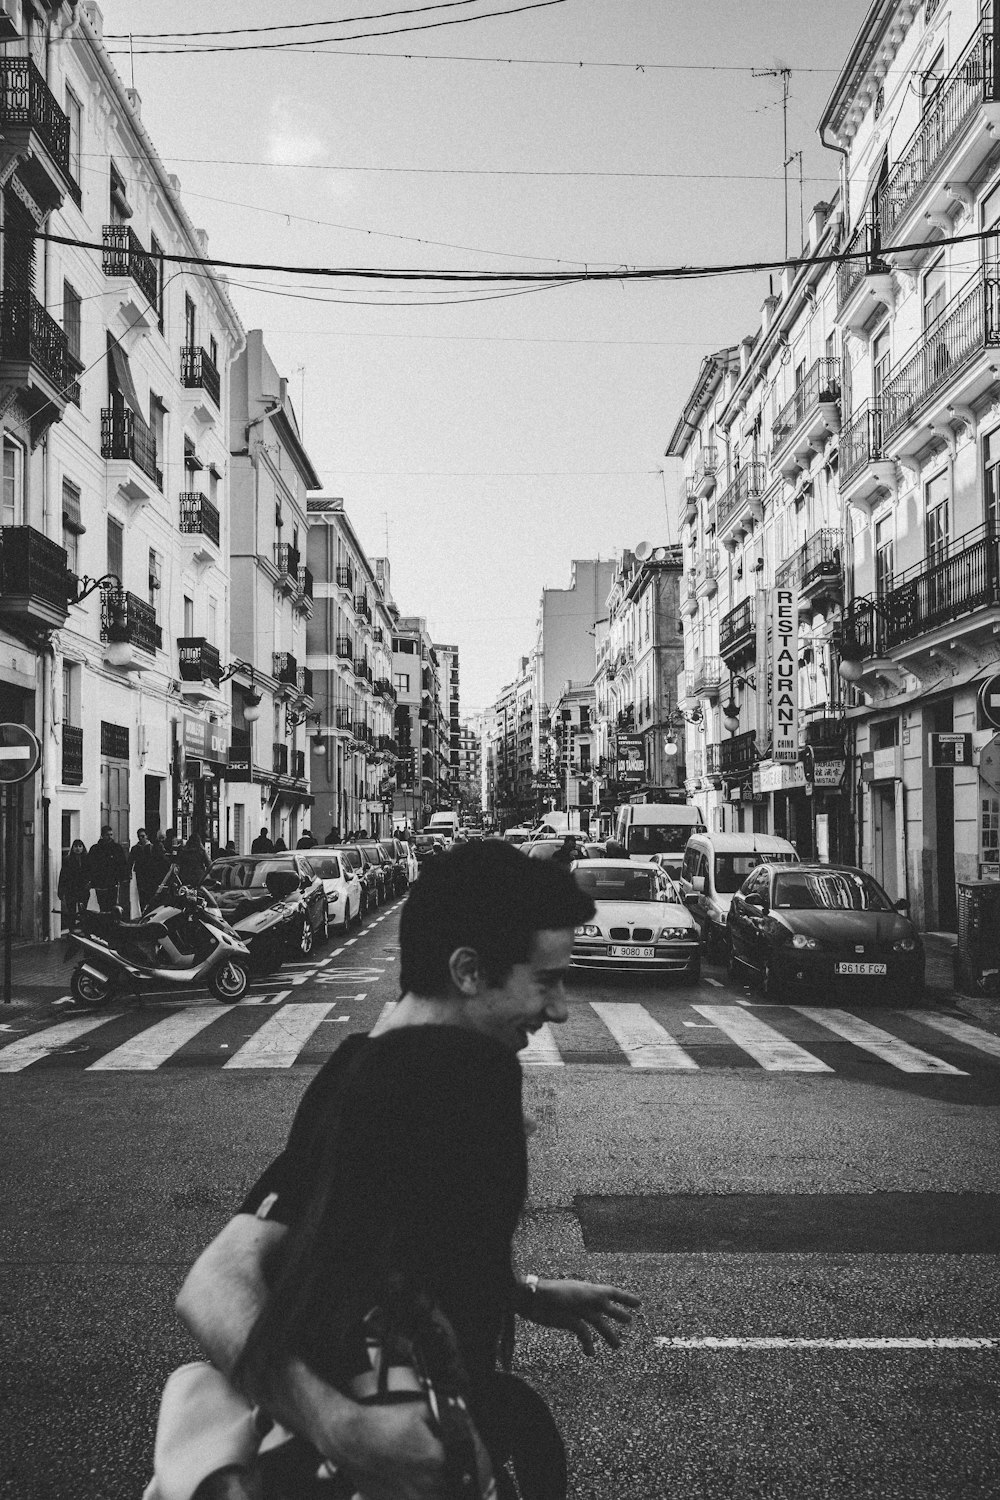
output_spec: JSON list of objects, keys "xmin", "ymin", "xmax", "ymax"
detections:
[
  {"xmin": 980, "ymin": 863, "xmax": 1000, "ymax": 882},
  {"xmin": 740, "ymin": 779, "xmax": 761, "ymax": 803},
  {"xmin": 770, "ymin": 588, "xmax": 798, "ymax": 762},
  {"xmin": 928, "ymin": 732, "xmax": 973, "ymax": 768},
  {"xmin": 617, "ymin": 735, "xmax": 644, "ymax": 783},
  {"xmin": 728, "ymin": 783, "xmax": 741, "ymax": 802},
  {"xmin": 182, "ymin": 713, "xmax": 228, "ymax": 766},
  {"xmin": 860, "ymin": 745, "xmax": 902, "ymax": 782},
  {"xmin": 756, "ymin": 760, "xmax": 807, "ymax": 795},
  {"xmin": 811, "ymin": 758, "xmax": 846, "ymax": 790}
]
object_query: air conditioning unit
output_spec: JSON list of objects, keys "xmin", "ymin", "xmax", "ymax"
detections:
[{"xmin": 0, "ymin": 1, "xmax": 23, "ymax": 39}]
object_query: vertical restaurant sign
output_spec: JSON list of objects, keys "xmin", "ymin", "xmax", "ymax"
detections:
[{"xmin": 771, "ymin": 588, "xmax": 798, "ymax": 762}]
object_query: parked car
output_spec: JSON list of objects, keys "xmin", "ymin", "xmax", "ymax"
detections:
[
  {"xmin": 353, "ymin": 841, "xmax": 392, "ymax": 905},
  {"xmin": 525, "ymin": 837, "xmax": 585, "ymax": 861},
  {"xmin": 398, "ymin": 838, "xmax": 420, "ymax": 884},
  {"xmin": 332, "ymin": 845, "xmax": 379, "ymax": 918},
  {"xmin": 568, "ymin": 858, "xmax": 700, "ymax": 979},
  {"xmin": 727, "ymin": 862, "xmax": 924, "ymax": 1001},
  {"xmin": 204, "ymin": 855, "xmax": 328, "ymax": 964},
  {"xmin": 299, "ymin": 851, "xmax": 362, "ymax": 932},
  {"xmin": 413, "ymin": 834, "xmax": 446, "ymax": 867},
  {"xmin": 378, "ymin": 837, "xmax": 410, "ymax": 895},
  {"xmin": 678, "ymin": 832, "xmax": 798, "ymax": 960}
]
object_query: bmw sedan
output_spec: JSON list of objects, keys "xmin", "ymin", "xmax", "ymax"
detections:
[
  {"xmin": 727, "ymin": 862, "xmax": 924, "ymax": 1001},
  {"xmin": 569, "ymin": 859, "xmax": 701, "ymax": 978}
]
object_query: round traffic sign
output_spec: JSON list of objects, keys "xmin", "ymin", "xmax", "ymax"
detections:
[
  {"xmin": 979, "ymin": 674, "xmax": 1000, "ymax": 732},
  {"xmin": 0, "ymin": 723, "xmax": 41, "ymax": 783}
]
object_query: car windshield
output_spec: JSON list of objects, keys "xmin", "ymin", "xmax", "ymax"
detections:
[
  {"xmin": 379, "ymin": 841, "xmax": 396, "ymax": 857},
  {"xmin": 414, "ymin": 836, "xmax": 437, "ymax": 848},
  {"xmin": 208, "ymin": 859, "xmax": 295, "ymax": 892},
  {"xmin": 303, "ymin": 855, "xmax": 341, "ymax": 880},
  {"xmin": 714, "ymin": 851, "xmax": 796, "ymax": 894},
  {"xmin": 334, "ymin": 848, "xmax": 362, "ymax": 870},
  {"xmin": 772, "ymin": 869, "xmax": 894, "ymax": 912},
  {"xmin": 574, "ymin": 867, "xmax": 662, "ymax": 902},
  {"xmin": 628, "ymin": 824, "xmax": 695, "ymax": 855}
]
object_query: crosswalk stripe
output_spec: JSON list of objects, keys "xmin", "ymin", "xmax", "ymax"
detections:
[
  {"xmin": 519, "ymin": 1023, "xmax": 564, "ymax": 1067},
  {"xmin": 793, "ymin": 1008, "xmax": 967, "ymax": 1074},
  {"xmin": 692, "ymin": 1004, "xmax": 833, "ymax": 1072},
  {"xmin": 0, "ymin": 1014, "xmax": 113, "ymax": 1072},
  {"xmin": 223, "ymin": 1002, "xmax": 336, "ymax": 1068},
  {"xmin": 87, "ymin": 1007, "xmax": 236, "ymax": 1070},
  {"xmin": 899, "ymin": 1010, "xmax": 1000, "ymax": 1060},
  {"xmin": 591, "ymin": 1002, "xmax": 699, "ymax": 1070}
]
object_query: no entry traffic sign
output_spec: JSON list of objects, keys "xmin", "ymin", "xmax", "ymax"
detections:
[{"xmin": 0, "ymin": 723, "xmax": 41, "ymax": 784}]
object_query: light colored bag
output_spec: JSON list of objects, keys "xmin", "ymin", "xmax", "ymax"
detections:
[{"xmin": 142, "ymin": 1361, "xmax": 291, "ymax": 1500}]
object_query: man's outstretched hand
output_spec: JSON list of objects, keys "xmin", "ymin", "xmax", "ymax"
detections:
[{"xmin": 521, "ymin": 1279, "xmax": 642, "ymax": 1356}]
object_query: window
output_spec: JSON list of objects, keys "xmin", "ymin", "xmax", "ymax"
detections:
[
  {"xmin": 184, "ymin": 295, "xmax": 196, "ymax": 349},
  {"xmin": 925, "ymin": 471, "xmax": 950, "ymax": 561},
  {"xmin": 150, "ymin": 233, "xmax": 164, "ymax": 332},
  {"xmin": 395, "ymin": 672, "xmax": 410, "ymax": 692},
  {"xmin": 62, "ymin": 280, "xmax": 81, "ymax": 363},
  {"xmin": 986, "ymin": 428, "xmax": 1000, "ymax": 529},
  {"xmin": 871, "ymin": 717, "xmax": 899, "ymax": 750},
  {"xmin": 2, "ymin": 437, "xmax": 24, "ymax": 526},
  {"xmin": 872, "ymin": 325, "xmax": 891, "ymax": 402},
  {"xmin": 922, "ymin": 257, "xmax": 947, "ymax": 331},
  {"xmin": 183, "ymin": 596, "xmax": 194, "ymax": 636},
  {"xmin": 109, "ymin": 160, "xmax": 130, "ymax": 223},
  {"xmin": 148, "ymin": 549, "xmax": 161, "ymax": 611},
  {"xmin": 65, "ymin": 85, "xmax": 82, "ymax": 186},
  {"xmin": 208, "ymin": 598, "xmax": 217, "ymax": 645},
  {"xmin": 209, "ymin": 334, "xmax": 218, "ymax": 368},
  {"xmin": 875, "ymin": 515, "xmax": 894, "ymax": 597},
  {"xmin": 62, "ymin": 661, "xmax": 80, "ymax": 725},
  {"xmin": 106, "ymin": 515, "xmax": 123, "ymax": 581},
  {"xmin": 62, "ymin": 480, "xmax": 83, "ymax": 574}
]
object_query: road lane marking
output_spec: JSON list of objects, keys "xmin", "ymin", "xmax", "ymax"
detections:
[
  {"xmin": 223, "ymin": 1002, "xmax": 336, "ymax": 1068},
  {"xmin": 792, "ymin": 1008, "xmax": 967, "ymax": 1074},
  {"xmin": 692, "ymin": 1005, "xmax": 832, "ymax": 1072},
  {"xmin": 592, "ymin": 1003, "xmax": 700, "ymax": 1069},
  {"xmin": 702, "ymin": 977, "xmax": 723, "ymax": 987},
  {"xmin": 331, "ymin": 947, "xmax": 345, "ymax": 956},
  {"xmin": 656, "ymin": 1337, "xmax": 1000, "ymax": 1351},
  {"xmin": 518, "ymin": 1024, "xmax": 564, "ymax": 1067},
  {"xmin": 0, "ymin": 1015, "xmax": 113, "ymax": 1071},
  {"xmin": 900, "ymin": 1010, "xmax": 1000, "ymax": 1060},
  {"xmin": 238, "ymin": 990, "xmax": 290, "ymax": 1006},
  {"xmin": 87, "ymin": 1007, "xmax": 236, "ymax": 1070}
]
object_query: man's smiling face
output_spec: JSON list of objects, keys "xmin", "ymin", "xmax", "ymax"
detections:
[{"xmin": 462, "ymin": 927, "xmax": 574, "ymax": 1053}]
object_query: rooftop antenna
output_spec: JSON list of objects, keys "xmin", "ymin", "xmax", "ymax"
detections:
[
  {"xmin": 293, "ymin": 365, "xmax": 305, "ymax": 439},
  {"xmin": 129, "ymin": 33, "xmax": 135, "ymax": 90},
  {"xmin": 657, "ymin": 470, "xmax": 674, "ymax": 545},
  {"xmin": 753, "ymin": 66, "xmax": 793, "ymax": 259}
]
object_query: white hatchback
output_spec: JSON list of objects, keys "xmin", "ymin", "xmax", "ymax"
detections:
[{"xmin": 299, "ymin": 851, "xmax": 363, "ymax": 932}]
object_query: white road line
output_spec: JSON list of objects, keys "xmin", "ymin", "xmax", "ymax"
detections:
[
  {"xmin": 518, "ymin": 1024, "xmax": 564, "ymax": 1067},
  {"xmin": 331, "ymin": 947, "xmax": 345, "ymax": 957},
  {"xmin": 0, "ymin": 1015, "xmax": 115, "ymax": 1072},
  {"xmin": 87, "ymin": 1007, "xmax": 236, "ymax": 1070},
  {"xmin": 692, "ymin": 1005, "xmax": 832, "ymax": 1072},
  {"xmin": 224, "ymin": 1002, "xmax": 336, "ymax": 1068},
  {"xmin": 238, "ymin": 990, "xmax": 290, "ymax": 1006},
  {"xmin": 792, "ymin": 1007, "xmax": 967, "ymax": 1075},
  {"xmin": 656, "ymin": 1337, "xmax": 1000, "ymax": 1351},
  {"xmin": 344, "ymin": 938, "xmax": 357, "ymax": 946},
  {"xmin": 592, "ymin": 1003, "xmax": 699, "ymax": 1070},
  {"xmin": 702, "ymin": 976, "xmax": 723, "ymax": 988},
  {"xmin": 900, "ymin": 1010, "xmax": 1000, "ymax": 1061}
]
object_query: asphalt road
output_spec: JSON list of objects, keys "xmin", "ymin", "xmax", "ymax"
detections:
[{"xmin": 2, "ymin": 899, "xmax": 999, "ymax": 1499}]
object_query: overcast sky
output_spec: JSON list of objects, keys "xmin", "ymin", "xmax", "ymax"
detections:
[{"xmin": 96, "ymin": 0, "xmax": 869, "ymax": 712}]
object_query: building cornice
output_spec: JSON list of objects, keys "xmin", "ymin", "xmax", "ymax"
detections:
[{"xmin": 818, "ymin": 0, "xmax": 920, "ymax": 148}]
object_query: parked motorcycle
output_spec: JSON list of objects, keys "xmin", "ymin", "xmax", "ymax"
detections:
[{"xmin": 69, "ymin": 881, "xmax": 252, "ymax": 1008}]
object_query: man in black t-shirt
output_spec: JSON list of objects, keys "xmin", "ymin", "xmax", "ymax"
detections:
[{"xmin": 176, "ymin": 844, "xmax": 640, "ymax": 1500}]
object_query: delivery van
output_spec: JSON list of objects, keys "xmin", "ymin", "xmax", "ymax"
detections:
[
  {"xmin": 612, "ymin": 802, "xmax": 706, "ymax": 868},
  {"xmin": 678, "ymin": 831, "xmax": 798, "ymax": 958}
]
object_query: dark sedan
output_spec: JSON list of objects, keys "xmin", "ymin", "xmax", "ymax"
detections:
[
  {"xmin": 727, "ymin": 863, "xmax": 924, "ymax": 1001},
  {"xmin": 378, "ymin": 837, "xmax": 410, "ymax": 896},
  {"xmin": 353, "ymin": 841, "xmax": 392, "ymax": 905},
  {"xmin": 204, "ymin": 855, "xmax": 329, "ymax": 964}
]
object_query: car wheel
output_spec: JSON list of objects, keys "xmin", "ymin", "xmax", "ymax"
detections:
[
  {"xmin": 209, "ymin": 961, "xmax": 249, "ymax": 1001},
  {"xmin": 70, "ymin": 966, "xmax": 113, "ymax": 1008},
  {"xmin": 762, "ymin": 957, "xmax": 784, "ymax": 1001},
  {"xmin": 296, "ymin": 918, "xmax": 314, "ymax": 959}
]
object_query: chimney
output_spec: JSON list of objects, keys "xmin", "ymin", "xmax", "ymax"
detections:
[
  {"xmin": 740, "ymin": 334, "xmax": 755, "ymax": 377},
  {"xmin": 760, "ymin": 293, "xmax": 780, "ymax": 337},
  {"xmin": 195, "ymin": 228, "xmax": 209, "ymax": 255},
  {"xmin": 82, "ymin": 3, "xmax": 103, "ymax": 38},
  {"xmin": 126, "ymin": 88, "xmax": 141, "ymax": 119},
  {"xmin": 808, "ymin": 201, "xmax": 831, "ymax": 251}
]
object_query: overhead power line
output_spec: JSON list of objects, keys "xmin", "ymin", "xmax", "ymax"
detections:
[{"xmin": 105, "ymin": 1, "xmax": 493, "ymax": 38}]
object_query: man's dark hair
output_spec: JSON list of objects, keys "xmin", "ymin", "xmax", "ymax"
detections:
[{"xmin": 399, "ymin": 841, "xmax": 595, "ymax": 996}]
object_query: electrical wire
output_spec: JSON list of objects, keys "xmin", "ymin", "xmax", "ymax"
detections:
[{"xmin": 105, "ymin": 1, "xmax": 497, "ymax": 39}]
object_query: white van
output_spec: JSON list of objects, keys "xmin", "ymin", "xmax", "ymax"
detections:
[
  {"xmin": 425, "ymin": 811, "xmax": 459, "ymax": 843},
  {"xmin": 678, "ymin": 832, "xmax": 799, "ymax": 958},
  {"xmin": 612, "ymin": 802, "xmax": 706, "ymax": 870}
]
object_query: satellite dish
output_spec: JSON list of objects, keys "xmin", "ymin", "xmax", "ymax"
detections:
[
  {"xmin": 634, "ymin": 541, "xmax": 652, "ymax": 562},
  {"xmin": 653, "ymin": 546, "xmax": 667, "ymax": 561}
]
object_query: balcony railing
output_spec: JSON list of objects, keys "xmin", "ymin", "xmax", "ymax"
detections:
[
  {"xmin": 804, "ymin": 715, "xmax": 845, "ymax": 752},
  {"xmin": 272, "ymin": 651, "xmax": 298, "ymax": 686},
  {"xmin": 273, "ymin": 743, "xmax": 289, "ymax": 776},
  {"xmin": 179, "ymin": 492, "xmax": 220, "ymax": 546},
  {"xmin": 775, "ymin": 528, "xmax": 843, "ymax": 593},
  {"xmin": 336, "ymin": 708, "xmax": 352, "ymax": 731},
  {"xmin": 297, "ymin": 566, "xmax": 313, "ymax": 599},
  {"xmin": 61, "ymin": 723, "xmax": 83, "ymax": 786},
  {"xmin": 335, "ymin": 564, "xmax": 354, "ymax": 592},
  {"xmin": 297, "ymin": 666, "xmax": 313, "ymax": 699},
  {"xmin": 719, "ymin": 730, "xmax": 758, "ymax": 777},
  {"xmin": 706, "ymin": 742, "xmax": 721, "ymax": 777},
  {"xmin": 837, "ymin": 204, "xmax": 889, "ymax": 312},
  {"xmin": 770, "ymin": 358, "xmax": 841, "ymax": 458},
  {"xmin": 717, "ymin": 462, "xmax": 766, "ymax": 531},
  {"xmin": 696, "ymin": 548, "xmax": 720, "ymax": 590},
  {"xmin": 101, "ymin": 402, "xmax": 159, "ymax": 485},
  {"xmin": 720, "ymin": 596, "xmax": 756, "ymax": 662},
  {"xmin": 374, "ymin": 677, "xmax": 396, "ymax": 700},
  {"xmin": 0, "ymin": 525, "xmax": 71, "ymax": 619},
  {"xmin": 293, "ymin": 749, "xmax": 306, "ymax": 780},
  {"xmin": 335, "ymin": 636, "xmax": 353, "ymax": 660},
  {"xmin": 0, "ymin": 292, "xmax": 68, "ymax": 390},
  {"xmin": 693, "ymin": 656, "xmax": 723, "ymax": 696},
  {"xmin": 102, "ymin": 589, "xmax": 161, "ymax": 655},
  {"xmin": 880, "ymin": 271, "xmax": 1000, "ymax": 444},
  {"xmin": 353, "ymin": 658, "xmax": 368, "ymax": 679},
  {"xmin": 102, "ymin": 225, "xmax": 158, "ymax": 308},
  {"xmin": 354, "ymin": 594, "xmax": 372, "ymax": 623},
  {"xmin": 840, "ymin": 402, "xmax": 887, "ymax": 487},
  {"xmin": 693, "ymin": 446, "xmax": 718, "ymax": 494},
  {"xmin": 274, "ymin": 542, "xmax": 301, "ymax": 578},
  {"xmin": 0, "ymin": 57, "xmax": 70, "ymax": 176},
  {"xmin": 180, "ymin": 345, "xmax": 220, "ymax": 409},
  {"xmin": 178, "ymin": 637, "xmax": 222, "ymax": 685},
  {"xmin": 881, "ymin": 22, "xmax": 998, "ymax": 241},
  {"xmin": 371, "ymin": 626, "xmax": 384, "ymax": 644}
]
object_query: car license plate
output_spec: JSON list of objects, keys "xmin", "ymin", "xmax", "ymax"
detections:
[
  {"xmin": 835, "ymin": 962, "xmax": 887, "ymax": 976},
  {"xmin": 610, "ymin": 944, "xmax": 655, "ymax": 958}
]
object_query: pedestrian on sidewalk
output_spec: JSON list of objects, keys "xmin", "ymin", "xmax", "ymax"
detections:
[
  {"xmin": 324, "ymin": 825, "xmax": 340, "ymax": 845},
  {"xmin": 272, "ymin": 835, "xmax": 288, "ymax": 853},
  {"xmin": 175, "ymin": 831, "xmax": 211, "ymax": 890},
  {"xmin": 128, "ymin": 829, "xmax": 160, "ymax": 912},
  {"xmin": 295, "ymin": 829, "xmax": 317, "ymax": 849},
  {"xmin": 58, "ymin": 839, "xmax": 90, "ymax": 937},
  {"xmin": 87, "ymin": 826, "xmax": 128, "ymax": 912},
  {"xmin": 251, "ymin": 827, "xmax": 274, "ymax": 854}
]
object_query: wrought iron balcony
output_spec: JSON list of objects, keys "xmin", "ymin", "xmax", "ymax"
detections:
[
  {"xmin": 336, "ymin": 708, "xmax": 352, "ymax": 731},
  {"xmin": 61, "ymin": 723, "xmax": 83, "ymax": 786},
  {"xmin": 839, "ymin": 402, "xmax": 889, "ymax": 489},
  {"xmin": 101, "ymin": 589, "xmax": 161, "ymax": 655},
  {"xmin": 0, "ymin": 57, "xmax": 72, "ymax": 209},
  {"xmin": 371, "ymin": 626, "xmax": 384, "ymax": 644},
  {"xmin": 682, "ymin": 477, "xmax": 698, "ymax": 523},
  {"xmin": 374, "ymin": 677, "xmax": 396, "ymax": 700},
  {"xmin": 0, "ymin": 291, "xmax": 68, "ymax": 395},
  {"xmin": 682, "ymin": 569, "xmax": 699, "ymax": 617},
  {"xmin": 775, "ymin": 528, "xmax": 843, "ymax": 599},
  {"xmin": 335, "ymin": 636, "xmax": 353, "ymax": 660},
  {"xmin": 179, "ymin": 493, "xmax": 220, "ymax": 547},
  {"xmin": 719, "ymin": 730, "xmax": 758, "ymax": 777},
  {"xmin": 178, "ymin": 637, "xmax": 222, "ymax": 686},
  {"xmin": 273, "ymin": 743, "xmax": 289, "ymax": 775},
  {"xmin": 696, "ymin": 548, "xmax": 720, "ymax": 596},
  {"xmin": 720, "ymin": 596, "xmax": 756, "ymax": 665},
  {"xmin": 274, "ymin": 542, "xmax": 300, "ymax": 578},
  {"xmin": 837, "ymin": 204, "xmax": 891, "ymax": 320},
  {"xmin": 353, "ymin": 658, "xmax": 368, "ymax": 679},
  {"xmin": 297, "ymin": 666, "xmax": 313, "ymax": 700},
  {"xmin": 717, "ymin": 463, "xmax": 766, "ymax": 540},
  {"xmin": 880, "ymin": 22, "xmax": 999, "ymax": 243},
  {"xmin": 293, "ymin": 749, "xmax": 306, "ymax": 779},
  {"xmin": 354, "ymin": 594, "xmax": 372, "ymax": 623},
  {"xmin": 804, "ymin": 715, "xmax": 845, "ymax": 752},
  {"xmin": 272, "ymin": 651, "xmax": 298, "ymax": 686},
  {"xmin": 880, "ymin": 270, "xmax": 1000, "ymax": 448},
  {"xmin": 693, "ymin": 656, "xmax": 723, "ymax": 697},
  {"xmin": 297, "ymin": 566, "xmax": 313, "ymax": 599},
  {"xmin": 102, "ymin": 225, "xmax": 158, "ymax": 308},
  {"xmin": 706, "ymin": 742, "xmax": 722, "ymax": 777},
  {"xmin": 693, "ymin": 446, "xmax": 719, "ymax": 498},
  {"xmin": 0, "ymin": 526, "xmax": 72, "ymax": 630},
  {"xmin": 335, "ymin": 564, "xmax": 354, "ymax": 593},
  {"xmin": 180, "ymin": 345, "xmax": 220, "ymax": 409},
  {"xmin": 770, "ymin": 357, "xmax": 841, "ymax": 473},
  {"xmin": 101, "ymin": 402, "xmax": 160, "ymax": 487}
]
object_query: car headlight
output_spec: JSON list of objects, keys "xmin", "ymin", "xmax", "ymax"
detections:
[
  {"xmin": 658, "ymin": 926, "xmax": 693, "ymax": 941},
  {"xmin": 791, "ymin": 933, "xmax": 819, "ymax": 950},
  {"xmin": 575, "ymin": 924, "xmax": 601, "ymax": 937},
  {"xmin": 893, "ymin": 937, "xmax": 917, "ymax": 952}
]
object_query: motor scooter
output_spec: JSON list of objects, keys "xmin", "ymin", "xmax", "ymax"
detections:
[{"xmin": 69, "ymin": 879, "xmax": 252, "ymax": 1008}]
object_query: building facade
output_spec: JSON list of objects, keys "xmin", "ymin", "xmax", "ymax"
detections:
[
  {"xmin": 392, "ymin": 616, "xmax": 445, "ymax": 832},
  {"xmin": 433, "ymin": 642, "xmax": 461, "ymax": 804}
]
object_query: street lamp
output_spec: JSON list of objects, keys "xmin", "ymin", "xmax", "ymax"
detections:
[{"xmin": 220, "ymin": 660, "xmax": 263, "ymax": 721}]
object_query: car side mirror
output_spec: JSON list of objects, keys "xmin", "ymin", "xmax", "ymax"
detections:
[{"xmin": 683, "ymin": 891, "xmax": 700, "ymax": 911}]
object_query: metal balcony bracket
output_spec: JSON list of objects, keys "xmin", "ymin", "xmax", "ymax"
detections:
[
  {"xmin": 923, "ymin": 209, "xmax": 954, "ymax": 237},
  {"xmin": 947, "ymin": 404, "xmax": 977, "ymax": 440},
  {"xmin": 894, "ymin": 454, "xmax": 922, "ymax": 488},
  {"xmin": 928, "ymin": 422, "xmax": 958, "ymax": 460},
  {"xmin": 943, "ymin": 182, "xmax": 974, "ymax": 221}
]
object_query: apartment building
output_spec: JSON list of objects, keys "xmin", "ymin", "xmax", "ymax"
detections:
[
  {"xmin": 456, "ymin": 715, "xmax": 483, "ymax": 817},
  {"xmin": 547, "ymin": 680, "xmax": 596, "ymax": 831},
  {"xmin": 433, "ymin": 642, "xmax": 460, "ymax": 803},
  {"xmin": 227, "ymin": 331, "xmax": 320, "ymax": 851},
  {"xmin": 392, "ymin": 615, "xmax": 445, "ymax": 832},
  {"xmin": 306, "ymin": 500, "xmax": 396, "ymax": 840}
]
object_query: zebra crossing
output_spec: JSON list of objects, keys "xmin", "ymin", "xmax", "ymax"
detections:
[{"xmin": 1, "ymin": 998, "xmax": 999, "ymax": 1075}]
